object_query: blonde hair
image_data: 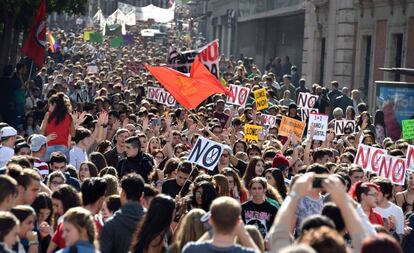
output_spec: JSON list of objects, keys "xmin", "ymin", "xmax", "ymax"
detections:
[
  {"xmin": 63, "ymin": 207, "xmax": 97, "ymax": 246},
  {"xmin": 171, "ymin": 209, "xmax": 207, "ymax": 253},
  {"xmin": 240, "ymin": 225, "xmax": 265, "ymax": 252}
]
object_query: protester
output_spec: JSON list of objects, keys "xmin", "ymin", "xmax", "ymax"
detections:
[
  {"xmin": 0, "ymin": 211, "xmax": 20, "ymax": 253},
  {"xmin": 130, "ymin": 194, "xmax": 175, "ymax": 253},
  {"xmin": 0, "ymin": 7, "xmax": 411, "ymax": 253},
  {"xmin": 57, "ymin": 207, "xmax": 99, "ymax": 253},
  {"xmin": 100, "ymin": 173, "xmax": 145, "ymax": 253},
  {"xmin": 183, "ymin": 196, "xmax": 260, "ymax": 253}
]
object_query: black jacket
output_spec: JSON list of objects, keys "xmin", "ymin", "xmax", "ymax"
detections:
[
  {"xmin": 100, "ymin": 202, "xmax": 145, "ymax": 253},
  {"xmin": 116, "ymin": 152, "xmax": 154, "ymax": 182}
]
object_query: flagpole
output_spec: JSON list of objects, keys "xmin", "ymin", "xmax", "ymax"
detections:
[
  {"xmin": 184, "ymin": 108, "xmax": 220, "ymax": 140},
  {"xmin": 28, "ymin": 60, "xmax": 34, "ymax": 81}
]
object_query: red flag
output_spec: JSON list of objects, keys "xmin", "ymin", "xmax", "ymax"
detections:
[
  {"xmin": 21, "ymin": 0, "xmax": 47, "ymax": 67},
  {"xmin": 146, "ymin": 56, "xmax": 230, "ymax": 109}
]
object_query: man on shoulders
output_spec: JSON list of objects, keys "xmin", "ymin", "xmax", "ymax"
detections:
[{"xmin": 183, "ymin": 196, "xmax": 260, "ymax": 253}]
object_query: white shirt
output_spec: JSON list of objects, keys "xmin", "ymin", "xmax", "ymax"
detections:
[
  {"xmin": 0, "ymin": 146, "xmax": 14, "ymax": 167},
  {"xmin": 69, "ymin": 146, "xmax": 88, "ymax": 170},
  {"xmin": 375, "ymin": 201, "xmax": 405, "ymax": 235}
]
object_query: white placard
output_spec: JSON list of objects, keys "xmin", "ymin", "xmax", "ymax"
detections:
[
  {"xmin": 188, "ymin": 136, "xmax": 225, "ymax": 171},
  {"xmin": 297, "ymin": 92, "xmax": 318, "ymax": 109},
  {"xmin": 226, "ymin": 84, "xmax": 250, "ymax": 107},
  {"xmin": 308, "ymin": 113, "xmax": 329, "ymax": 141},
  {"xmin": 335, "ymin": 120, "xmax": 356, "ymax": 135}
]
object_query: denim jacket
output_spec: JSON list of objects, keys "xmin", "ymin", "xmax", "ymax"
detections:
[{"xmin": 57, "ymin": 241, "xmax": 99, "ymax": 253}]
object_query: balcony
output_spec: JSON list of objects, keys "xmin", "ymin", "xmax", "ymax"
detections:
[{"xmin": 238, "ymin": 0, "xmax": 306, "ymax": 22}]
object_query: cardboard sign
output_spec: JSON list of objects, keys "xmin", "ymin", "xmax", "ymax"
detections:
[
  {"xmin": 188, "ymin": 136, "xmax": 225, "ymax": 171},
  {"xmin": 335, "ymin": 120, "xmax": 356, "ymax": 136},
  {"xmin": 168, "ymin": 40, "xmax": 219, "ymax": 78},
  {"xmin": 244, "ymin": 124, "xmax": 263, "ymax": 143},
  {"xmin": 278, "ymin": 116, "xmax": 306, "ymax": 140},
  {"xmin": 262, "ymin": 114, "xmax": 277, "ymax": 126},
  {"xmin": 308, "ymin": 113, "xmax": 329, "ymax": 141},
  {"xmin": 301, "ymin": 108, "xmax": 319, "ymax": 122},
  {"xmin": 402, "ymin": 119, "xmax": 414, "ymax": 140},
  {"xmin": 147, "ymin": 87, "xmax": 176, "ymax": 107},
  {"xmin": 373, "ymin": 155, "xmax": 407, "ymax": 185},
  {"xmin": 406, "ymin": 145, "xmax": 414, "ymax": 171},
  {"xmin": 87, "ymin": 66, "xmax": 98, "ymax": 74},
  {"xmin": 297, "ymin": 92, "xmax": 318, "ymax": 109},
  {"xmin": 354, "ymin": 144, "xmax": 388, "ymax": 172},
  {"xmin": 226, "ymin": 84, "xmax": 250, "ymax": 107},
  {"xmin": 254, "ymin": 88, "xmax": 268, "ymax": 111}
]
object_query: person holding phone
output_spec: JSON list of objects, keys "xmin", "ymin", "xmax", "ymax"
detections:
[{"xmin": 294, "ymin": 164, "xmax": 329, "ymax": 235}]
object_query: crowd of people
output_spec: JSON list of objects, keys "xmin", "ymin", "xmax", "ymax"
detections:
[{"xmin": 0, "ymin": 16, "xmax": 412, "ymax": 253}]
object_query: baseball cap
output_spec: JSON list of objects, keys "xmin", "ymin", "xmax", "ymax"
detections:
[
  {"xmin": 0, "ymin": 126, "xmax": 17, "ymax": 139},
  {"xmin": 272, "ymin": 153, "xmax": 290, "ymax": 171},
  {"xmin": 30, "ymin": 134, "xmax": 47, "ymax": 152}
]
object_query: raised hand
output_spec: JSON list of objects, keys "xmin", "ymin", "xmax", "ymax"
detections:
[{"xmin": 46, "ymin": 132, "xmax": 57, "ymax": 142}]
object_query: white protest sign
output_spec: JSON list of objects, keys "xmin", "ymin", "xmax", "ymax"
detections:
[
  {"xmin": 87, "ymin": 65, "xmax": 99, "ymax": 74},
  {"xmin": 406, "ymin": 145, "xmax": 414, "ymax": 171},
  {"xmin": 226, "ymin": 84, "xmax": 250, "ymax": 107},
  {"xmin": 308, "ymin": 113, "xmax": 329, "ymax": 141},
  {"xmin": 147, "ymin": 87, "xmax": 176, "ymax": 107},
  {"xmin": 297, "ymin": 92, "xmax": 318, "ymax": 109},
  {"xmin": 354, "ymin": 144, "xmax": 388, "ymax": 172},
  {"xmin": 168, "ymin": 40, "xmax": 219, "ymax": 78},
  {"xmin": 335, "ymin": 120, "xmax": 356, "ymax": 135},
  {"xmin": 147, "ymin": 87, "xmax": 162, "ymax": 101},
  {"xmin": 158, "ymin": 90, "xmax": 176, "ymax": 107},
  {"xmin": 373, "ymin": 155, "xmax": 407, "ymax": 185},
  {"xmin": 262, "ymin": 114, "xmax": 277, "ymax": 126},
  {"xmin": 188, "ymin": 136, "xmax": 225, "ymax": 171},
  {"xmin": 301, "ymin": 108, "xmax": 319, "ymax": 122}
]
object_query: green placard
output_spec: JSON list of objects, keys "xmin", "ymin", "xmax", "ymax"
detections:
[
  {"xmin": 402, "ymin": 119, "xmax": 414, "ymax": 140},
  {"xmin": 110, "ymin": 36, "xmax": 123, "ymax": 48},
  {"xmin": 89, "ymin": 32, "xmax": 103, "ymax": 44}
]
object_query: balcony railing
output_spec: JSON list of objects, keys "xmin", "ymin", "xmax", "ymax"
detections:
[{"xmin": 239, "ymin": 0, "xmax": 305, "ymax": 17}]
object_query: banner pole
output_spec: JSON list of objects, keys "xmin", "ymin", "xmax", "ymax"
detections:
[{"xmin": 27, "ymin": 60, "xmax": 34, "ymax": 81}]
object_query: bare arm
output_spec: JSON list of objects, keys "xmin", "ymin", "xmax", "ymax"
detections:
[
  {"xmin": 269, "ymin": 173, "xmax": 314, "ymax": 253},
  {"xmin": 40, "ymin": 113, "xmax": 49, "ymax": 135},
  {"xmin": 355, "ymin": 119, "xmax": 368, "ymax": 146}
]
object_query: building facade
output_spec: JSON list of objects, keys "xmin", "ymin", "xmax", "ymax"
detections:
[{"xmin": 207, "ymin": 0, "xmax": 414, "ymax": 104}]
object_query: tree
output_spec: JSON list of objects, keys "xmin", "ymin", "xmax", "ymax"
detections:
[{"xmin": 0, "ymin": 0, "xmax": 88, "ymax": 69}]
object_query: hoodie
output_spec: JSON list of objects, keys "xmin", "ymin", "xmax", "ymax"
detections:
[{"xmin": 100, "ymin": 202, "xmax": 145, "ymax": 253}]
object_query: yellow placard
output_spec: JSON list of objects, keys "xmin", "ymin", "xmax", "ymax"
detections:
[
  {"xmin": 83, "ymin": 31, "xmax": 91, "ymax": 41},
  {"xmin": 253, "ymin": 88, "xmax": 268, "ymax": 111},
  {"xmin": 244, "ymin": 124, "xmax": 263, "ymax": 143},
  {"xmin": 278, "ymin": 116, "xmax": 306, "ymax": 140}
]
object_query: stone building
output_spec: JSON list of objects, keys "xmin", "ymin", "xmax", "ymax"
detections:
[{"xmin": 207, "ymin": 0, "xmax": 414, "ymax": 105}]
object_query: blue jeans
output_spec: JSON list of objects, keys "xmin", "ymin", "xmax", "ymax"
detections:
[{"xmin": 43, "ymin": 145, "xmax": 70, "ymax": 162}]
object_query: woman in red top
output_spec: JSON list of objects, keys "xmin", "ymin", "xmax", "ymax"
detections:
[
  {"xmin": 41, "ymin": 92, "xmax": 75, "ymax": 162},
  {"xmin": 350, "ymin": 181, "xmax": 384, "ymax": 226}
]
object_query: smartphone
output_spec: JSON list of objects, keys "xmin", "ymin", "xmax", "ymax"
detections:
[{"xmin": 312, "ymin": 174, "xmax": 328, "ymax": 188}]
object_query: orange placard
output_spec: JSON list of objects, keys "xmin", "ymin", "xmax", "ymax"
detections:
[{"xmin": 278, "ymin": 116, "xmax": 306, "ymax": 140}]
